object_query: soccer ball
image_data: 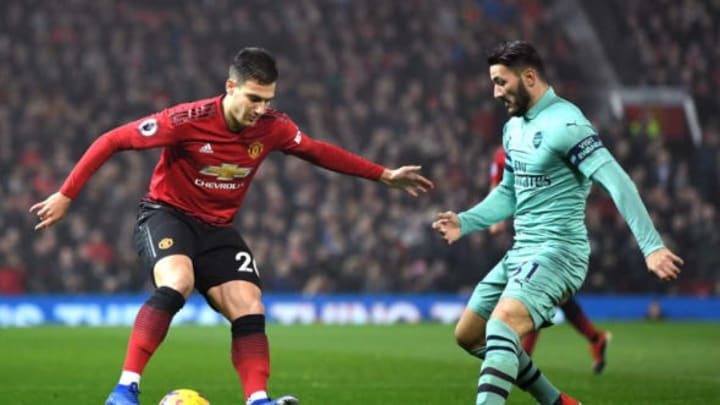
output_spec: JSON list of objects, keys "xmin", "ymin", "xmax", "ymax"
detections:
[{"xmin": 158, "ymin": 389, "xmax": 210, "ymax": 405}]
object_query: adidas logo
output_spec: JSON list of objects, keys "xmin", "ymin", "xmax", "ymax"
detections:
[{"xmin": 199, "ymin": 143, "xmax": 214, "ymax": 154}]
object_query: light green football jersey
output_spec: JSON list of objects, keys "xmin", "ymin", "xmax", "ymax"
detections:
[{"xmin": 502, "ymin": 87, "xmax": 612, "ymax": 252}]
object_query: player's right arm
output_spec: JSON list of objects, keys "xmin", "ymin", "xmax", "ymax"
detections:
[
  {"xmin": 458, "ymin": 126, "xmax": 516, "ymax": 234},
  {"xmin": 487, "ymin": 182, "xmax": 506, "ymax": 235},
  {"xmin": 30, "ymin": 112, "xmax": 178, "ymax": 230},
  {"xmin": 457, "ymin": 162, "xmax": 516, "ymax": 235},
  {"xmin": 432, "ymin": 130, "xmax": 516, "ymax": 244},
  {"xmin": 432, "ymin": 155, "xmax": 516, "ymax": 244}
]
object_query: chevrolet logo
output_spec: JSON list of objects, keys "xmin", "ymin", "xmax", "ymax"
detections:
[{"xmin": 200, "ymin": 163, "xmax": 252, "ymax": 181}]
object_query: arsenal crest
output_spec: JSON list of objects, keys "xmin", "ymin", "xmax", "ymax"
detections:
[{"xmin": 532, "ymin": 131, "xmax": 543, "ymax": 148}]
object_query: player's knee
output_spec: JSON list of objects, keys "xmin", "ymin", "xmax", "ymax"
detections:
[
  {"xmin": 491, "ymin": 307, "xmax": 512, "ymax": 324},
  {"xmin": 455, "ymin": 331, "xmax": 487, "ymax": 360},
  {"xmin": 490, "ymin": 299, "xmax": 535, "ymax": 337},
  {"xmin": 154, "ymin": 255, "xmax": 194, "ymax": 298},
  {"xmin": 146, "ymin": 286, "xmax": 186, "ymax": 315},
  {"xmin": 156, "ymin": 278, "xmax": 194, "ymax": 299},
  {"xmin": 455, "ymin": 326, "xmax": 484, "ymax": 352},
  {"xmin": 223, "ymin": 296, "xmax": 264, "ymax": 317},
  {"xmin": 210, "ymin": 283, "xmax": 265, "ymax": 320},
  {"xmin": 244, "ymin": 297, "xmax": 265, "ymax": 315},
  {"xmin": 492, "ymin": 298, "xmax": 525, "ymax": 321}
]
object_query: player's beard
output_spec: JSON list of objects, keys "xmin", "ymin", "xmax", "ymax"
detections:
[{"xmin": 509, "ymin": 81, "xmax": 532, "ymax": 117}]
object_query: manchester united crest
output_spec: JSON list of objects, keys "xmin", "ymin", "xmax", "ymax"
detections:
[{"xmin": 248, "ymin": 142, "xmax": 264, "ymax": 159}]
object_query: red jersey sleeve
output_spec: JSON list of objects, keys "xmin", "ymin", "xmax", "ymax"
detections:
[
  {"xmin": 60, "ymin": 111, "xmax": 181, "ymax": 199},
  {"xmin": 278, "ymin": 121, "xmax": 385, "ymax": 181},
  {"xmin": 490, "ymin": 146, "xmax": 507, "ymax": 186}
]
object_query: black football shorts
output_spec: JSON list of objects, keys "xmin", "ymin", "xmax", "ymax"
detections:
[{"xmin": 133, "ymin": 200, "xmax": 262, "ymax": 297}]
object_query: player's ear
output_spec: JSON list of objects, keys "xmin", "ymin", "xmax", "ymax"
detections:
[
  {"xmin": 226, "ymin": 79, "xmax": 236, "ymax": 95},
  {"xmin": 521, "ymin": 68, "xmax": 536, "ymax": 88}
]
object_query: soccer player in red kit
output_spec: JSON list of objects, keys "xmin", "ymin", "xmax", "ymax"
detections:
[
  {"xmin": 30, "ymin": 48, "xmax": 434, "ymax": 405},
  {"xmin": 489, "ymin": 145, "xmax": 610, "ymax": 373}
]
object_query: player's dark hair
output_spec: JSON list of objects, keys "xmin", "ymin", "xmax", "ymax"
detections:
[
  {"xmin": 487, "ymin": 40, "xmax": 546, "ymax": 81},
  {"xmin": 229, "ymin": 47, "xmax": 278, "ymax": 84}
]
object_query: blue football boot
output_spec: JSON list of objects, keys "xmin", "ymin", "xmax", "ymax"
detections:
[{"xmin": 105, "ymin": 382, "xmax": 140, "ymax": 405}]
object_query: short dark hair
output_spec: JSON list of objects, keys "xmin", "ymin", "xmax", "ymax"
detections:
[
  {"xmin": 487, "ymin": 40, "xmax": 546, "ymax": 81},
  {"xmin": 229, "ymin": 47, "xmax": 278, "ymax": 84}
]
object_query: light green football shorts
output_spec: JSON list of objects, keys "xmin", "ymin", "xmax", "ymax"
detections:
[{"xmin": 468, "ymin": 246, "xmax": 588, "ymax": 329}]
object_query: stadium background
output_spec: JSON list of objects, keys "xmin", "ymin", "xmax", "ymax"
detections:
[{"xmin": 2, "ymin": 0, "xmax": 718, "ymax": 299}]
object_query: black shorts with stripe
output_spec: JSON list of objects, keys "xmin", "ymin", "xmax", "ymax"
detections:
[{"xmin": 133, "ymin": 200, "xmax": 261, "ymax": 297}]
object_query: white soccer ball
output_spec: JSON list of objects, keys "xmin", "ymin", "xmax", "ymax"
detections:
[{"xmin": 158, "ymin": 388, "xmax": 210, "ymax": 405}]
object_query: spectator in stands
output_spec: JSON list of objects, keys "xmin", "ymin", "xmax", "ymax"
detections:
[{"xmin": 3, "ymin": 0, "xmax": 718, "ymax": 295}]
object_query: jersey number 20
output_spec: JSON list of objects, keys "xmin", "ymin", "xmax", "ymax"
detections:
[{"xmin": 235, "ymin": 251, "xmax": 260, "ymax": 276}]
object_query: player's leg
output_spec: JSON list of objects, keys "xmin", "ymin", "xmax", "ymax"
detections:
[
  {"xmin": 462, "ymin": 259, "xmax": 567, "ymax": 405},
  {"xmin": 457, "ymin": 260, "xmax": 507, "ymax": 360},
  {"xmin": 482, "ymin": 257, "xmax": 582, "ymax": 405},
  {"xmin": 479, "ymin": 299, "xmax": 571, "ymax": 405},
  {"xmin": 107, "ymin": 205, "xmax": 196, "ymax": 405},
  {"xmin": 456, "ymin": 307, "xmax": 489, "ymax": 358},
  {"xmin": 521, "ymin": 330, "xmax": 540, "ymax": 355},
  {"xmin": 121, "ymin": 255, "xmax": 192, "ymax": 378},
  {"xmin": 475, "ymin": 297, "xmax": 532, "ymax": 405},
  {"xmin": 197, "ymin": 231, "xmax": 297, "ymax": 405},
  {"xmin": 560, "ymin": 297, "xmax": 610, "ymax": 374},
  {"xmin": 458, "ymin": 305, "xmax": 566, "ymax": 405},
  {"xmin": 207, "ymin": 280, "xmax": 277, "ymax": 404}
]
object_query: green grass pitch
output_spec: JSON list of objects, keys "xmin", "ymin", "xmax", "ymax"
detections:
[{"xmin": 1, "ymin": 322, "xmax": 718, "ymax": 404}]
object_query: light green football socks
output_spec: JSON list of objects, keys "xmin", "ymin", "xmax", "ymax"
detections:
[{"xmin": 476, "ymin": 319, "xmax": 519, "ymax": 404}]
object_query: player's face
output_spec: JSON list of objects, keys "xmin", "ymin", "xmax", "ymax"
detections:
[
  {"xmin": 225, "ymin": 79, "xmax": 276, "ymax": 128},
  {"xmin": 490, "ymin": 64, "xmax": 531, "ymax": 117}
]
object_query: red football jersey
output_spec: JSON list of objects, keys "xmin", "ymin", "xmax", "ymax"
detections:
[
  {"xmin": 489, "ymin": 146, "xmax": 506, "ymax": 186},
  {"xmin": 60, "ymin": 96, "xmax": 385, "ymax": 225}
]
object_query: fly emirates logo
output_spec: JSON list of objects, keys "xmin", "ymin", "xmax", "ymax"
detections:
[{"xmin": 195, "ymin": 163, "xmax": 253, "ymax": 190}]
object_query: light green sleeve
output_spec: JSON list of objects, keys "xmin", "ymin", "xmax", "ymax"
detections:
[
  {"xmin": 458, "ymin": 167, "xmax": 516, "ymax": 236},
  {"xmin": 545, "ymin": 120, "xmax": 613, "ymax": 178},
  {"xmin": 591, "ymin": 159, "xmax": 664, "ymax": 257}
]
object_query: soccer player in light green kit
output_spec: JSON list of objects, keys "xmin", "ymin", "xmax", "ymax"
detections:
[{"xmin": 432, "ymin": 41, "xmax": 683, "ymax": 405}]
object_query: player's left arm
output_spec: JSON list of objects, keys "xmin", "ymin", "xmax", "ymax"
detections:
[
  {"xmin": 590, "ymin": 160, "xmax": 683, "ymax": 280},
  {"xmin": 281, "ymin": 125, "xmax": 434, "ymax": 196},
  {"xmin": 548, "ymin": 118, "xmax": 683, "ymax": 280}
]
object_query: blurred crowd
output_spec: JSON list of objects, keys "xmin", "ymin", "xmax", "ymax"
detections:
[
  {"xmin": 580, "ymin": 0, "xmax": 720, "ymax": 294},
  {"xmin": 0, "ymin": 0, "xmax": 718, "ymax": 296},
  {"xmin": 588, "ymin": 0, "xmax": 720, "ymax": 128}
]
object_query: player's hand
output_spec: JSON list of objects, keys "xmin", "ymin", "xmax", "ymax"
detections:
[
  {"xmin": 489, "ymin": 221, "xmax": 506, "ymax": 235},
  {"xmin": 380, "ymin": 166, "xmax": 434, "ymax": 197},
  {"xmin": 432, "ymin": 211, "xmax": 462, "ymax": 244},
  {"xmin": 29, "ymin": 192, "xmax": 72, "ymax": 231},
  {"xmin": 645, "ymin": 247, "xmax": 683, "ymax": 281}
]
